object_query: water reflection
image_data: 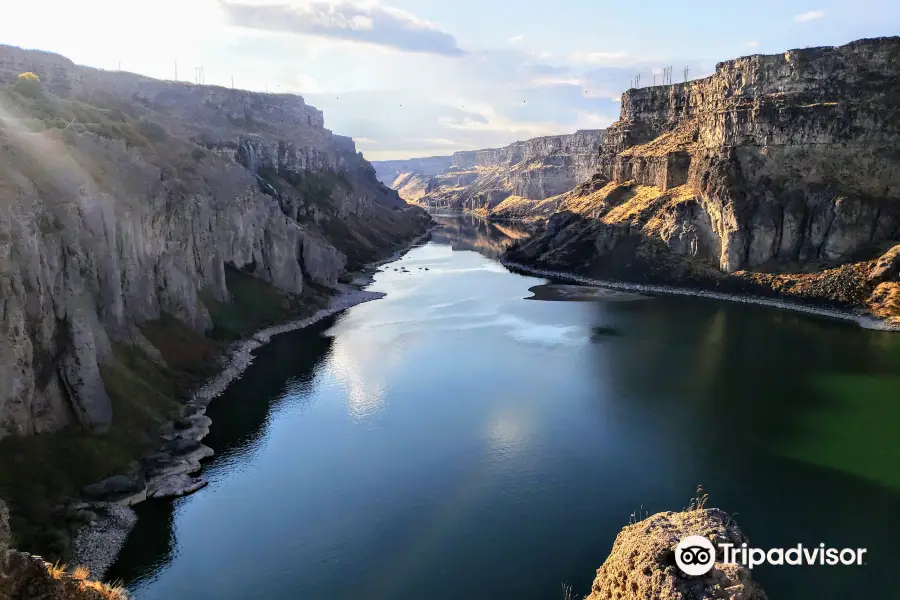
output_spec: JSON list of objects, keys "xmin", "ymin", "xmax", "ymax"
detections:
[
  {"xmin": 107, "ymin": 319, "xmax": 336, "ymax": 586},
  {"xmin": 428, "ymin": 212, "xmax": 530, "ymax": 258}
]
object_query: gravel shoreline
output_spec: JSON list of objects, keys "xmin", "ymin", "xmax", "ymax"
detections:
[
  {"xmin": 71, "ymin": 226, "xmax": 435, "ymax": 582},
  {"xmin": 501, "ymin": 260, "xmax": 900, "ymax": 332}
]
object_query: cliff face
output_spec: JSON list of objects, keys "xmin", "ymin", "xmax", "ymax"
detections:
[
  {"xmin": 372, "ymin": 156, "xmax": 454, "ymax": 185},
  {"xmin": 0, "ymin": 45, "xmax": 429, "ymax": 439},
  {"xmin": 372, "ymin": 129, "xmax": 606, "ymax": 215},
  {"xmin": 505, "ymin": 37, "xmax": 900, "ymax": 323}
]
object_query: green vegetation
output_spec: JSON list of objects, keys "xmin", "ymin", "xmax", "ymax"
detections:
[
  {"xmin": 203, "ymin": 266, "xmax": 330, "ymax": 341},
  {"xmin": 257, "ymin": 167, "xmax": 352, "ymax": 211},
  {"xmin": 141, "ymin": 312, "xmax": 220, "ymax": 386},
  {"xmin": 0, "ymin": 87, "xmax": 163, "ymax": 149},
  {"xmin": 0, "ymin": 343, "xmax": 180, "ymax": 560}
]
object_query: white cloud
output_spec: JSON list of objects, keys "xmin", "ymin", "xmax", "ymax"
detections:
[
  {"xmin": 219, "ymin": 0, "xmax": 465, "ymax": 56},
  {"xmin": 532, "ymin": 76, "xmax": 586, "ymax": 87},
  {"xmin": 574, "ymin": 111, "xmax": 616, "ymax": 130},
  {"xmin": 508, "ymin": 34, "xmax": 525, "ymax": 43},
  {"xmin": 743, "ymin": 41, "xmax": 759, "ymax": 48},
  {"xmin": 569, "ymin": 50, "xmax": 632, "ymax": 65},
  {"xmin": 439, "ymin": 104, "xmax": 562, "ymax": 138},
  {"xmin": 794, "ymin": 10, "xmax": 824, "ymax": 22}
]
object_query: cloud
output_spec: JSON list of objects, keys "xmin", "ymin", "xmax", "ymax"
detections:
[
  {"xmin": 531, "ymin": 76, "xmax": 587, "ymax": 87},
  {"xmin": 569, "ymin": 50, "xmax": 634, "ymax": 65},
  {"xmin": 508, "ymin": 34, "xmax": 525, "ymax": 43},
  {"xmin": 218, "ymin": 0, "xmax": 465, "ymax": 56},
  {"xmin": 794, "ymin": 10, "xmax": 824, "ymax": 22},
  {"xmin": 743, "ymin": 41, "xmax": 759, "ymax": 48}
]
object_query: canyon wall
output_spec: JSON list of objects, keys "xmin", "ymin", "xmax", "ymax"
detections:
[
  {"xmin": 372, "ymin": 129, "xmax": 605, "ymax": 214},
  {"xmin": 0, "ymin": 45, "xmax": 429, "ymax": 440},
  {"xmin": 505, "ymin": 37, "xmax": 900, "ymax": 323},
  {"xmin": 372, "ymin": 156, "xmax": 454, "ymax": 185}
]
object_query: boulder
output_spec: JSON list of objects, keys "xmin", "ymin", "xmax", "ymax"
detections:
[
  {"xmin": 82, "ymin": 473, "xmax": 145, "ymax": 499},
  {"xmin": 586, "ymin": 509, "xmax": 767, "ymax": 600}
]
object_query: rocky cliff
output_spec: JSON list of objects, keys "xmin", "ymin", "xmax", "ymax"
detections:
[
  {"xmin": 372, "ymin": 155, "xmax": 454, "ymax": 185},
  {"xmin": 372, "ymin": 129, "xmax": 606, "ymax": 215},
  {"xmin": 505, "ymin": 37, "xmax": 900, "ymax": 325},
  {"xmin": 0, "ymin": 44, "xmax": 430, "ymax": 558},
  {"xmin": 0, "ymin": 44, "xmax": 427, "ymax": 440}
]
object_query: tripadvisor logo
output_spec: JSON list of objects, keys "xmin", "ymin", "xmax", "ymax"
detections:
[{"xmin": 675, "ymin": 536, "xmax": 868, "ymax": 575}]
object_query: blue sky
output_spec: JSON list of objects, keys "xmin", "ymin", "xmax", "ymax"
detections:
[{"xmin": 3, "ymin": 0, "xmax": 900, "ymax": 159}]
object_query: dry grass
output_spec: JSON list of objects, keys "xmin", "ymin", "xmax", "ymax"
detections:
[
  {"xmin": 43, "ymin": 562, "xmax": 127, "ymax": 599},
  {"xmin": 619, "ymin": 123, "xmax": 697, "ymax": 157},
  {"xmin": 869, "ymin": 282, "xmax": 900, "ymax": 323}
]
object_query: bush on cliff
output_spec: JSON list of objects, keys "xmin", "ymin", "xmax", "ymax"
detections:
[{"xmin": 14, "ymin": 72, "xmax": 42, "ymax": 97}]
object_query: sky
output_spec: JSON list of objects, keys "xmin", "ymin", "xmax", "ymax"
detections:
[{"xmin": 2, "ymin": 0, "xmax": 899, "ymax": 160}]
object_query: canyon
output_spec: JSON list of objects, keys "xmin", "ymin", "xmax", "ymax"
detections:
[
  {"xmin": 1, "ymin": 34, "xmax": 897, "ymax": 600},
  {"xmin": 373, "ymin": 129, "xmax": 605, "ymax": 212},
  {"xmin": 382, "ymin": 37, "xmax": 900, "ymax": 326}
]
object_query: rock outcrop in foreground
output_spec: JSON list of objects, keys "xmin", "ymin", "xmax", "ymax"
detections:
[
  {"xmin": 505, "ymin": 37, "xmax": 900, "ymax": 325},
  {"xmin": 587, "ymin": 508, "xmax": 767, "ymax": 600},
  {"xmin": 1, "ymin": 500, "xmax": 126, "ymax": 599},
  {"xmin": 373, "ymin": 130, "xmax": 606, "ymax": 214}
]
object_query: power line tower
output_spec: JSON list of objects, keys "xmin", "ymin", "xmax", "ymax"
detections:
[
  {"xmin": 683, "ymin": 66, "xmax": 690, "ymax": 82},
  {"xmin": 663, "ymin": 66, "xmax": 673, "ymax": 85}
]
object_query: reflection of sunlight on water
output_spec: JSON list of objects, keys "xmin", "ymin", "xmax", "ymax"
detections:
[
  {"xmin": 506, "ymin": 320, "xmax": 585, "ymax": 347},
  {"xmin": 485, "ymin": 405, "xmax": 533, "ymax": 458},
  {"xmin": 328, "ymin": 339, "xmax": 388, "ymax": 421}
]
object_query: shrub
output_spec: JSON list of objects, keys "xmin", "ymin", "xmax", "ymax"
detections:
[
  {"xmin": 14, "ymin": 72, "xmax": 43, "ymax": 97},
  {"xmin": 136, "ymin": 118, "xmax": 167, "ymax": 142}
]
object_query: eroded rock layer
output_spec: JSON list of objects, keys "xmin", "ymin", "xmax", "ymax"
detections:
[
  {"xmin": 373, "ymin": 129, "xmax": 606, "ymax": 212},
  {"xmin": 504, "ymin": 37, "xmax": 900, "ymax": 324},
  {"xmin": 0, "ymin": 45, "xmax": 429, "ymax": 439}
]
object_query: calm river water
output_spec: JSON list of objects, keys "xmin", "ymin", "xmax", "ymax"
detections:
[{"xmin": 111, "ymin": 213, "xmax": 900, "ymax": 599}]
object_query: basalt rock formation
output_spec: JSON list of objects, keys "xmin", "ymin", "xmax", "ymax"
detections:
[
  {"xmin": 504, "ymin": 37, "xmax": 900, "ymax": 325},
  {"xmin": 0, "ymin": 44, "xmax": 428, "ymax": 440},
  {"xmin": 586, "ymin": 508, "xmax": 767, "ymax": 600},
  {"xmin": 372, "ymin": 155, "xmax": 454, "ymax": 185},
  {"xmin": 0, "ymin": 44, "xmax": 430, "ymax": 560},
  {"xmin": 373, "ymin": 129, "xmax": 605, "ymax": 215}
]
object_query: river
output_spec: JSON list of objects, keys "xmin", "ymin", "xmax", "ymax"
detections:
[{"xmin": 109, "ymin": 212, "xmax": 900, "ymax": 599}]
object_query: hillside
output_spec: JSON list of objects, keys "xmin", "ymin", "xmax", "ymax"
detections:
[{"xmin": 0, "ymin": 44, "xmax": 430, "ymax": 558}]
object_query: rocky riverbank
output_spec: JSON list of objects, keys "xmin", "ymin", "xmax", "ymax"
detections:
[
  {"xmin": 502, "ymin": 261, "xmax": 900, "ymax": 332},
  {"xmin": 68, "ymin": 226, "xmax": 435, "ymax": 581}
]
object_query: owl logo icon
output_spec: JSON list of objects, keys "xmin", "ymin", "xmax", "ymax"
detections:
[{"xmin": 675, "ymin": 536, "xmax": 716, "ymax": 576}]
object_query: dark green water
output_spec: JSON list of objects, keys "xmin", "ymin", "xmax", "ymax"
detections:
[{"xmin": 110, "ymin": 213, "xmax": 900, "ymax": 599}]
